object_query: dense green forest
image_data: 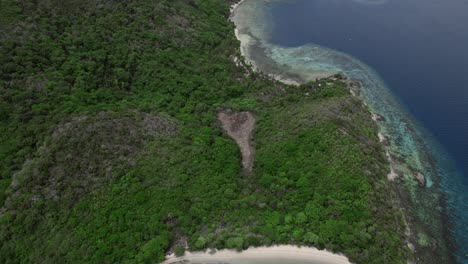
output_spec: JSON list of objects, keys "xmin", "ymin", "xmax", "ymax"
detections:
[{"xmin": 0, "ymin": 0, "xmax": 409, "ymax": 263}]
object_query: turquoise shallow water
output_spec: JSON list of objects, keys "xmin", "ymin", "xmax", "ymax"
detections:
[{"xmin": 232, "ymin": 0, "xmax": 468, "ymax": 263}]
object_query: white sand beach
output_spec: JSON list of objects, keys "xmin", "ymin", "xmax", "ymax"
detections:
[{"xmin": 162, "ymin": 245, "xmax": 351, "ymax": 264}]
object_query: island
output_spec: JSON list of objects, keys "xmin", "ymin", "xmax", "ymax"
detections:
[{"xmin": 0, "ymin": 0, "xmax": 409, "ymax": 263}]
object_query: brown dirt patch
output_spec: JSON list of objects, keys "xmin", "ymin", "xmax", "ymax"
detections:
[{"xmin": 218, "ymin": 110, "xmax": 256, "ymax": 173}]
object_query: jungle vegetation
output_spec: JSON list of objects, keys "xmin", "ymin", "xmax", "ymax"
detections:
[{"xmin": 0, "ymin": 0, "xmax": 409, "ymax": 263}]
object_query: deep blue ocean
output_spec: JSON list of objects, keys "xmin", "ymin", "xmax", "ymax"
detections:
[
  {"xmin": 266, "ymin": 0, "xmax": 467, "ymax": 262},
  {"xmin": 270, "ymin": 0, "xmax": 468, "ymax": 184}
]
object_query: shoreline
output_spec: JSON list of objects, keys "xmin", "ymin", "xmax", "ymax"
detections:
[
  {"xmin": 230, "ymin": 0, "xmax": 248, "ymax": 14},
  {"xmin": 231, "ymin": 1, "xmax": 338, "ymax": 86},
  {"xmin": 230, "ymin": 0, "xmax": 304, "ymax": 86},
  {"xmin": 158, "ymin": 2, "xmax": 401, "ymax": 263},
  {"xmin": 227, "ymin": 0, "xmax": 461, "ymax": 263},
  {"xmin": 228, "ymin": 0, "xmax": 425, "ymax": 262},
  {"xmin": 231, "ymin": 0, "xmax": 402, "ymax": 185},
  {"xmin": 162, "ymin": 245, "xmax": 351, "ymax": 264}
]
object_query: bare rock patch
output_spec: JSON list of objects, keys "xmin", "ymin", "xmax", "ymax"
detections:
[{"xmin": 218, "ymin": 110, "xmax": 256, "ymax": 173}]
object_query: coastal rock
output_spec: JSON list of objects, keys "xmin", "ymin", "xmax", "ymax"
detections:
[
  {"xmin": 416, "ymin": 173, "xmax": 426, "ymax": 187},
  {"xmin": 372, "ymin": 113, "xmax": 386, "ymax": 122},
  {"xmin": 332, "ymin": 73, "xmax": 346, "ymax": 80},
  {"xmin": 377, "ymin": 114, "xmax": 385, "ymax": 122},
  {"xmin": 345, "ymin": 80, "xmax": 361, "ymax": 96},
  {"xmin": 377, "ymin": 132, "xmax": 389, "ymax": 146}
]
